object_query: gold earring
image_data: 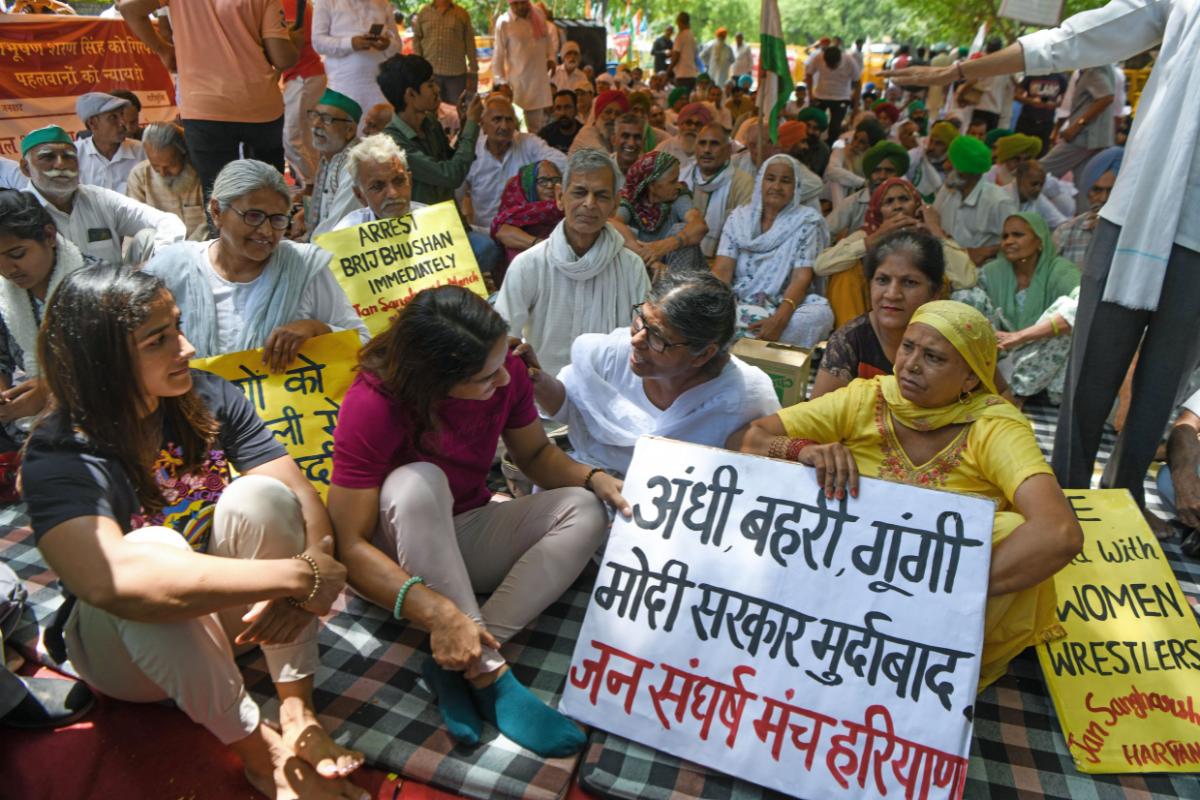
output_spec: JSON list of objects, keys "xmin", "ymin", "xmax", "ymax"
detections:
[{"xmin": 958, "ymin": 389, "xmax": 971, "ymax": 404}]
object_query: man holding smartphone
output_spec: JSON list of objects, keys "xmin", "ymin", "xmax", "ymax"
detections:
[{"xmin": 312, "ymin": 0, "xmax": 399, "ymax": 123}]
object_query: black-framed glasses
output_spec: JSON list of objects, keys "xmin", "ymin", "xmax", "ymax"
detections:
[
  {"xmin": 306, "ymin": 109, "xmax": 355, "ymax": 126},
  {"xmin": 228, "ymin": 206, "xmax": 292, "ymax": 231},
  {"xmin": 631, "ymin": 303, "xmax": 689, "ymax": 353},
  {"xmin": 535, "ymin": 176, "xmax": 563, "ymax": 188}
]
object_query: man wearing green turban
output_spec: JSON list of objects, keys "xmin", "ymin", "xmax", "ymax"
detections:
[
  {"xmin": 826, "ymin": 140, "xmax": 911, "ymax": 237},
  {"xmin": 932, "ymin": 134, "xmax": 1018, "ymax": 264}
]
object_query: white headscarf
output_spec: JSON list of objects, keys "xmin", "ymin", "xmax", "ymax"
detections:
[{"xmin": 720, "ymin": 154, "xmax": 829, "ymax": 298}]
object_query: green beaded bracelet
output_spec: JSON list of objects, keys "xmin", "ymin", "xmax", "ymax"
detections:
[{"xmin": 393, "ymin": 575, "xmax": 424, "ymax": 620}]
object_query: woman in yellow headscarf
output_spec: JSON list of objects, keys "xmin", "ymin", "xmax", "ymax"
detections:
[{"xmin": 727, "ymin": 300, "xmax": 1083, "ymax": 689}]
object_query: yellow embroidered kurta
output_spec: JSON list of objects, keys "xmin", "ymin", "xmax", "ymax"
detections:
[{"xmin": 778, "ymin": 377, "xmax": 1064, "ymax": 689}]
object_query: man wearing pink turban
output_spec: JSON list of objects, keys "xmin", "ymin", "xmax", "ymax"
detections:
[
  {"xmin": 653, "ymin": 102, "xmax": 712, "ymax": 171},
  {"xmin": 494, "ymin": 0, "xmax": 559, "ymax": 131}
]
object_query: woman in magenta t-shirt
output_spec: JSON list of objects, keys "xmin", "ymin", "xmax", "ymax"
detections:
[{"xmin": 329, "ymin": 286, "xmax": 629, "ymax": 757}]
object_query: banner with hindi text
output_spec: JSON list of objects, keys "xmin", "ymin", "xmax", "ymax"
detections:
[
  {"xmin": 560, "ymin": 437, "xmax": 995, "ymax": 799},
  {"xmin": 313, "ymin": 202, "xmax": 486, "ymax": 337},
  {"xmin": 190, "ymin": 330, "xmax": 359, "ymax": 499},
  {"xmin": 1037, "ymin": 489, "xmax": 1200, "ymax": 773},
  {"xmin": 0, "ymin": 15, "xmax": 177, "ymax": 158}
]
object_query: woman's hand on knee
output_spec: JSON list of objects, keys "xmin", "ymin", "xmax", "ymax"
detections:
[
  {"xmin": 798, "ymin": 443, "xmax": 859, "ymax": 500},
  {"xmin": 294, "ymin": 536, "xmax": 347, "ymax": 615},
  {"xmin": 429, "ymin": 606, "xmax": 501, "ymax": 672}
]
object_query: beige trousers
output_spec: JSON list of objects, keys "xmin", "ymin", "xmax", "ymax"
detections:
[
  {"xmin": 64, "ymin": 475, "xmax": 318, "ymax": 745},
  {"xmin": 372, "ymin": 462, "xmax": 606, "ymax": 675}
]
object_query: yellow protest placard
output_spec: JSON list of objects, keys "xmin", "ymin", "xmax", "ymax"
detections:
[
  {"xmin": 190, "ymin": 330, "xmax": 360, "ymax": 498},
  {"xmin": 313, "ymin": 201, "xmax": 487, "ymax": 336},
  {"xmin": 1037, "ymin": 489, "xmax": 1200, "ymax": 773}
]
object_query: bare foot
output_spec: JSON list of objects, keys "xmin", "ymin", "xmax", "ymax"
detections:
[
  {"xmin": 244, "ymin": 724, "xmax": 368, "ymax": 800},
  {"xmin": 1142, "ymin": 506, "xmax": 1175, "ymax": 541},
  {"xmin": 280, "ymin": 697, "xmax": 365, "ymax": 779}
]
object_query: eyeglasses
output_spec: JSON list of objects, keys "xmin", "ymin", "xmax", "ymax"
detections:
[
  {"xmin": 535, "ymin": 176, "xmax": 563, "ymax": 188},
  {"xmin": 306, "ymin": 109, "xmax": 355, "ymax": 126},
  {"xmin": 228, "ymin": 206, "xmax": 292, "ymax": 231},
  {"xmin": 631, "ymin": 304, "xmax": 689, "ymax": 353}
]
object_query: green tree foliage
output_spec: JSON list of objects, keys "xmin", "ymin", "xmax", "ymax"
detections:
[{"xmin": 393, "ymin": 0, "xmax": 1111, "ymax": 49}]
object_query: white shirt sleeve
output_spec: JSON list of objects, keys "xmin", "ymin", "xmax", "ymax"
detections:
[
  {"xmin": 492, "ymin": 257, "xmax": 534, "ymax": 338},
  {"xmin": 96, "ymin": 186, "xmax": 186, "ymax": 252},
  {"xmin": 1019, "ymin": 0, "xmax": 1170, "ymax": 75},
  {"xmin": 311, "ymin": 0, "xmax": 355, "ymax": 58},
  {"xmin": 295, "ymin": 266, "xmax": 371, "ymax": 343},
  {"xmin": 492, "ymin": 17, "xmax": 509, "ymax": 83}
]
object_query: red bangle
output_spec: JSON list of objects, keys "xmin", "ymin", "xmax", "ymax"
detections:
[{"xmin": 786, "ymin": 438, "xmax": 817, "ymax": 461}]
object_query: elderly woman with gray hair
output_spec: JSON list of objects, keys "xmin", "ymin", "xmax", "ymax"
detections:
[
  {"xmin": 126, "ymin": 122, "xmax": 208, "ymax": 241},
  {"xmin": 144, "ymin": 160, "xmax": 368, "ymax": 371},
  {"xmin": 516, "ymin": 271, "xmax": 780, "ymax": 475}
]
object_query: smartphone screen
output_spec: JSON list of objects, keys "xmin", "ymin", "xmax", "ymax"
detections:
[{"xmin": 368, "ymin": 23, "xmax": 383, "ymax": 37}]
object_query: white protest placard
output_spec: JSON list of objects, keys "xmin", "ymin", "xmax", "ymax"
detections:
[
  {"xmin": 560, "ymin": 437, "xmax": 995, "ymax": 800},
  {"xmin": 999, "ymin": 0, "xmax": 1064, "ymax": 27}
]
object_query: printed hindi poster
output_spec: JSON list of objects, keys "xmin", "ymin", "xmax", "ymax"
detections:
[
  {"xmin": 1037, "ymin": 489, "xmax": 1200, "ymax": 773},
  {"xmin": 190, "ymin": 330, "xmax": 359, "ymax": 499},
  {"xmin": 0, "ymin": 15, "xmax": 177, "ymax": 156},
  {"xmin": 313, "ymin": 201, "xmax": 486, "ymax": 336},
  {"xmin": 560, "ymin": 437, "xmax": 996, "ymax": 800}
]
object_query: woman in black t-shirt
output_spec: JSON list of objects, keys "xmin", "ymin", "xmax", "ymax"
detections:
[
  {"xmin": 812, "ymin": 229, "xmax": 945, "ymax": 399},
  {"xmin": 22, "ymin": 267, "xmax": 368, "ymax": 800}
]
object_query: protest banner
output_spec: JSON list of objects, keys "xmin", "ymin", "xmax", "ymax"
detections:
[
  {"xmin": 190, "ymin": 330, "xmax": 359, "ymax": 499},
  {"xmin": 0, "ymin": 15, "xmax": 177, "ymax": 155},
  {"xmin": 313, "ymin": 202, "xmax": 486, "ymax": 336},
  {"xmin": 1037, "ymin": 489, "xmax": 1200, "ymax": 773},
  {"xmin": 560, "ymin": 437, "xmax": 995, "ymax": 800}
]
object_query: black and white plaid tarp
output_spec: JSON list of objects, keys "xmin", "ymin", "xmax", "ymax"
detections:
[
  {"xmin": 0, "ymin": 519, "xmax": 591, "ymax": 800},
  {"xmin": 5, "ymin": 400, "xmax": 1200, "ymax": 800}
]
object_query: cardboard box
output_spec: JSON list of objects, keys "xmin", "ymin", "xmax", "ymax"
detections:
[{"xmin": 732, "ymin": 338, "xmax": 812, "ymax": 407}]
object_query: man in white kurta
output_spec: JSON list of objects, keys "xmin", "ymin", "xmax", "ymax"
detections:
[
  {"xmin": 20, "ymin": 126, "xmax": 184, "ymax": 266},
  {"xmin": 460, "ymin": 97, "xmax": 566, "ymax": 231},
  {"xmin": 311, "ymin": 0, "xmax": 401, "ymax": 116},
  {"xmin": 493, "ymin": 0, "xmax": 557, "ymax": 133},
  {"xmin": 494, "ymin": 150, "xmax": 649, "ymax": 377}
]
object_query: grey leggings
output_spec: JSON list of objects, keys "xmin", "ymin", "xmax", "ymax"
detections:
[{"xmin": 372, "ymin": 462, "xmax": 607, "ymax": 675}]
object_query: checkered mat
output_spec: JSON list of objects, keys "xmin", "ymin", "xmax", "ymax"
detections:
[
  {"xmin": 0, "ymin": 514, "xmax": 592, "ymax": 800},
  {"xmin": 575, "ymin": 400, "xmax": 1200, "ymax": 800}
]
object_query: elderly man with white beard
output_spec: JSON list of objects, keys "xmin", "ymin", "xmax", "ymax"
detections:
[
  {"xmin": 305, "ymin": 89, "xmax": 365, "ymax": 240},
  {"xmin": 19, "ymin": 125, "xmax": 184, "ymax": 266},
  {"xmin": 126, "ymin": 122, "xmax": 209, "ymax": 240}
]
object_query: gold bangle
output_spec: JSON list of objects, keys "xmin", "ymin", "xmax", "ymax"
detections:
[
  {"xmin": 781, "ymin": 297, "xmax": 798, "ymax": 310},
  {"xmin": 289, "ymin": 552, "xmax": 321, "ymax": 608},
  {"xmin": 1049, "ymin": 317, "xmax": 1061, "ymax": 336},
  {"xmin": 767, "ymin": 435, "xmax": 790, "ymax": 459}
]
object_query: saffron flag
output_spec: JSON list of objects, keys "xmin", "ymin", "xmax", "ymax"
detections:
[{"xmin": 757, "ymin": 0, "xmax": 792, "ymax": 143}]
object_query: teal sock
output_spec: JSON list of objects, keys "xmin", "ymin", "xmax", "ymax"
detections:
[
  {"xmin": 471, "ymin": 670, "xmax": 586, "ymax": 758},
  {"xmin": 421, "ymin": 659, "xmax": 481, "ymax": 745}
]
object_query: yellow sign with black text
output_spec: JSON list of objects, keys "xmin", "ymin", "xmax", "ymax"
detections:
[
  {"xmin": 1037, "ymin": 489, "xmax": 1200, "ymax": 773},
  {"xmin": 190, "ymin": 330, "xmax": 359, "ymax": 498},
  {"xmin": 313, "ymin": 201, "xmax": 487, "ymax": 336}
]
